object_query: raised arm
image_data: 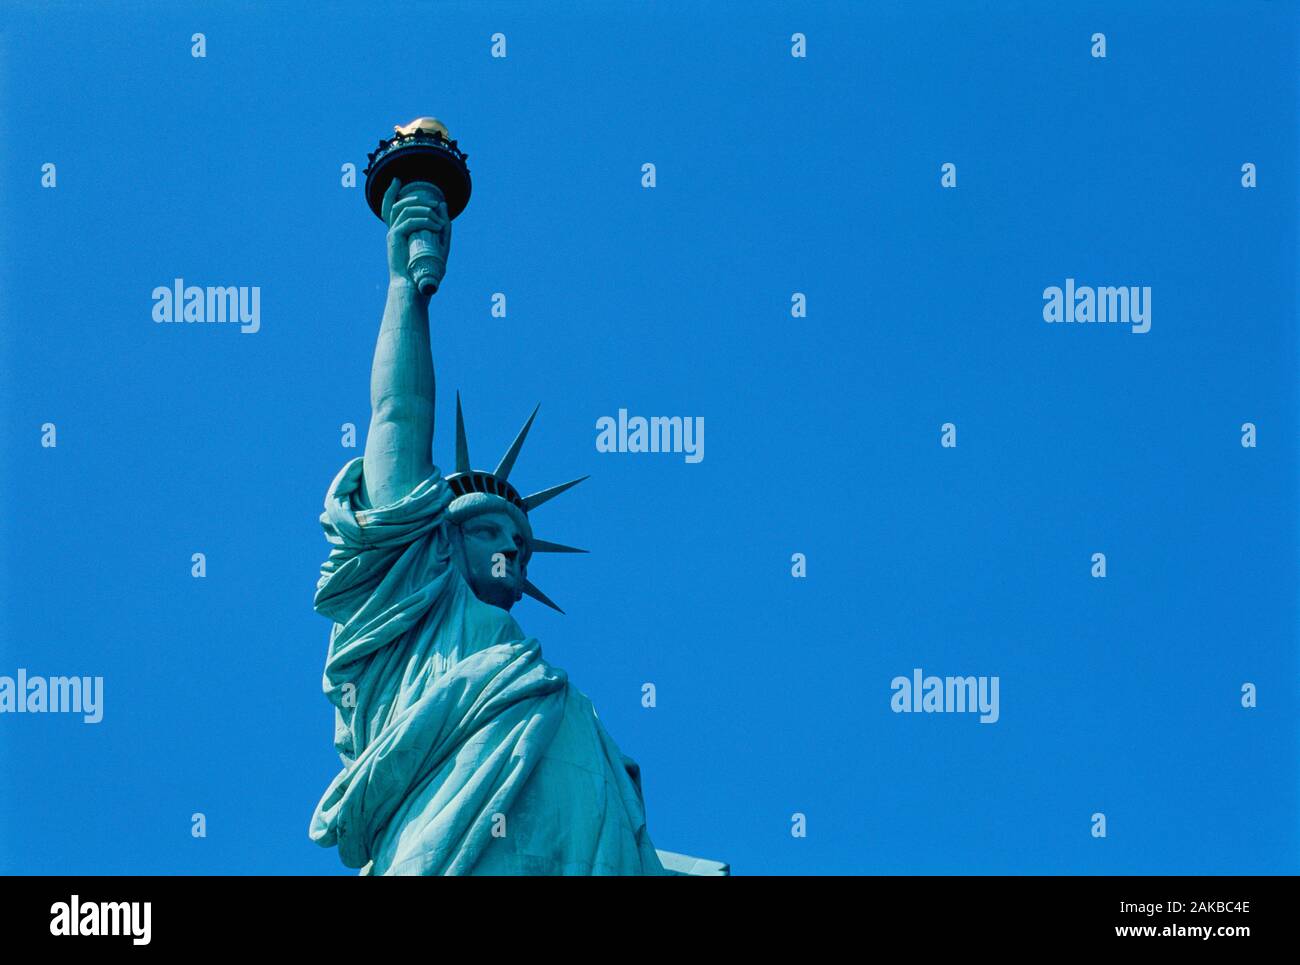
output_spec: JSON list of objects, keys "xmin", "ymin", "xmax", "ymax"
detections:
[{"xmin": 362, "ymin": 179, "xmax": 452, "ymax": 508}]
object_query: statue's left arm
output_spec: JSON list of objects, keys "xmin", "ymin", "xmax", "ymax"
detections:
[
  {"xmin": 361, "ymin": 178, "xmax": 451, "ymax": 508},
  {"xmin": 313, "ymin": 180, "xmax": 454, "ymax": 628}
]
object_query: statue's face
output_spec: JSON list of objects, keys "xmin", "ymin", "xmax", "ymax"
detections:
[{"xmin": 453, "ymin": 511, "xmax": 530, "ymax": 611}]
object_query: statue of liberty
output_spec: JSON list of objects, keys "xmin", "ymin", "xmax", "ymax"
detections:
[{"xmin": 307, "ymin": 121, "xmax": 669, "ymax": 875}]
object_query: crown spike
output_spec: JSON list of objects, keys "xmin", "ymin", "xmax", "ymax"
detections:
[
  {"xmin": 522, "ymin": 578, "xmax": 564, "ymax": 614},
  {"xmin": 495, "ymin": 403, "xmax": 540, "ymax": 482},
  {"xmin": 522, "ymin": 475, "xmax": 589, "ymax": 512},
  {"xmin": 531, "ymin": 538, "xmax": 588, "ymax": 554},
  {"xmin": 454, "ymin": 391, "xmax": 471, "ymax": 475}
]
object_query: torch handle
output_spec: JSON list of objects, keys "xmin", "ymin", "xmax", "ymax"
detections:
[{"xmin": 407, "ymin": 230, "xmax": 444, "ymax": 296}]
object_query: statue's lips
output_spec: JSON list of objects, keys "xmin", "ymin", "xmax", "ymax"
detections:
[{"xmin": 486, "ymin": 558, "xmax": 523, "ymax": 588}]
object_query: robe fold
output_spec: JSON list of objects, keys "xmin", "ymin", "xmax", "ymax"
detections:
[{"xmin": 308, "ymin": 457, "xmax": 665, "ymax": 875}]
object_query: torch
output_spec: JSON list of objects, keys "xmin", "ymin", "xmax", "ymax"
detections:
[{"xmin": 363, "ymin": 117, "xmax": 473, "ymax": 296}]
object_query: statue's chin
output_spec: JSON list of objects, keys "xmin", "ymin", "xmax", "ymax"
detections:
[{"xmin": 471, "ymin": 580, "xmax": 519, "ymax": 612}]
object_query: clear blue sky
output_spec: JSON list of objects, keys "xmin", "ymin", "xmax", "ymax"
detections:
[{"xmin": 0, "ymin": 0, "xmax": 1296, "ymax": 874}]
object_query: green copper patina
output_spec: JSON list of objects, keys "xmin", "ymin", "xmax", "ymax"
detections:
[{"xmin": 307, "ymin": 168, "xmax": 673, "ymax": 875}]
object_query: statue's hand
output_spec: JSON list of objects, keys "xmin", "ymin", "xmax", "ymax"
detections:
[{"xmin": 381, "ymin": 178, "xmax": 452, "ymax": 290}]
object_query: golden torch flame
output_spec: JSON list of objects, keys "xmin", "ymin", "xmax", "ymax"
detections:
[{"xmin": 395, "ymin": 117, "xmax": 451, "ymax": 139}]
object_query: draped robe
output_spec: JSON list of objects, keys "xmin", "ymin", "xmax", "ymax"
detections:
[{"xmin": 308, "ymin": 457, "xmax": 666, "ymax": 875}]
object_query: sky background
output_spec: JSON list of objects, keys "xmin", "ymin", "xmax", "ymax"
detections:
[{"xmin": 0, "ymin": 0, "xmax": 1296, "ymax": 875}]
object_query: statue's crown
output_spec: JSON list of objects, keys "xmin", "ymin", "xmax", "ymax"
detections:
[{"xmin": 445, "ymin": 392, "xmax": 588, "ymax": 614}]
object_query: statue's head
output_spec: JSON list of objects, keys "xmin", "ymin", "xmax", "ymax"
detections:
[
  {"xmin": 443, "ymin": 392, "xmax": 589, "ymax": 615},
  {"xmin": 448, "ymin": 506, "xmax": 531, "ymax": 611}
]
